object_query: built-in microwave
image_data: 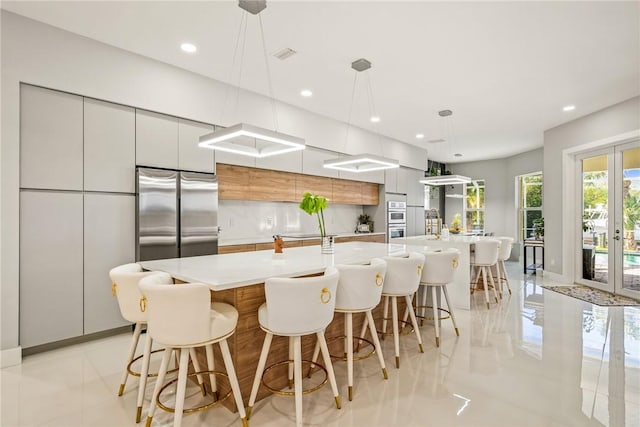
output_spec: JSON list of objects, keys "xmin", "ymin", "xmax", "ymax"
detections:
[{"xmin": 387, "ymin": 201, "xmax": 407, "ymax": 224}]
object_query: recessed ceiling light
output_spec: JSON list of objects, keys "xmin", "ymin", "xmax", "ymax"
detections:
[
  {"xmin": 370, "ymin": 116, "xmax": 380, "ymax": 123},
  {"xmin": 563, "ymin": 105, "xmax": 576, "ymax": 112},
  {"xmin": 180, "ymin": 43, "xmax": 197, "ymax": 53},
  {"xmin": 428, "ymin": 138, "xmax": 446, "ymax": 144},
  {"xmin": 300, "ymin": 89, "xmax": 313, "ymax": 97},
  {"xmin": 454, "ymin": 153, "xmax": 463, "ymax": 157},
  {"xmin": 416, "ymin": 133, "xmax": 424, "ymax": 139}
]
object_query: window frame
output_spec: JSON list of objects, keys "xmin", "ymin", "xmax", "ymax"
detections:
[
  {"xmin": 463, "ymin": 179, "xmax": 485, "ymax": 235},
  {"xmin": 518, "ymin": 172, "xmax": 543, "ymax": 242}
]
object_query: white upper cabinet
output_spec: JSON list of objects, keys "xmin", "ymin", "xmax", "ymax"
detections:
[
  {"xmin": 338, "ymin": 169, "xmax": 384, "ymax": 184},
  {"xmin": 136, "ymin": 109, "xmax": 179, "ymax": 169},
  {"xmin": 20, "ymin": 85, "xmax": 83, "ymax": 190},
  {"xmin": 178, "ymin": 119, "xmax": 214, "ymax": 173},
  {"xmin": 84, "ymin": 98, "xmax": 135, "ymax": 193},
  {"xmin": 302, "ymin": 147, "xmax": 339, "ymax": 178},
  {"xmin": 385, "ymin": 168, "xmax": 399, "ymax": 193},
  {"xmin": 256, "ymin": 148, "xmax": 303, "ymax": 173}
]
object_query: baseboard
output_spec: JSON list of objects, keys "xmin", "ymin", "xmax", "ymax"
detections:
[
  {"xmin": 542, "ymin": 270, "xmax": 573, "ymax": 284},
  {"xmin": 1, "ymin": 346, "xmax": 22, "ymax": 368}
]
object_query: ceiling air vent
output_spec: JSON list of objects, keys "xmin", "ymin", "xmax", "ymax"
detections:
[{"xmin": 273, "ymin": 47, "xmax": 297, "ymax": 60}]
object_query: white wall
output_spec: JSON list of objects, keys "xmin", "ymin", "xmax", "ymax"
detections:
[
  {"xmin": 449, "ymin": 148, "xmax": 543, "ymax": 240},
  {"xmin": 543, "ymin": 96, "xmax": 640, "ymax": 276},
  {"xmin": 0, "ymin": 11, "xmax": 427, "ymax": 352}
]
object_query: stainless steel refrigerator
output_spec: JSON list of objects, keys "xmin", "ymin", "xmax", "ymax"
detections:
[{"xmin": 136, "ymin": 167, "xmax": 218, "ymax": 261}]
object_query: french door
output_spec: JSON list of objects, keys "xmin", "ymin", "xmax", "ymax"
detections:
[{"xmin": 577, "ymin": 141, "xmax": 640, "ymax": 299}]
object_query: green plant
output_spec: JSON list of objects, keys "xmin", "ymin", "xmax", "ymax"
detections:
[
  {"xmin": 299, "ymin": 192, "xmax": 329, "ymax": 237},
  {"xmin": 533, "ymin": 217, "xmax": 544, "ymax": 239},
  {"xmin": 450, "ymin": 213, "xmax": 462, "ymax": 232},
  {"xmin": 358, "ymin": 214, "xmax": 370, "ymax": 224}
]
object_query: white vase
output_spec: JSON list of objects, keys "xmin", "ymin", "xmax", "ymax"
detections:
[{"xmin": 321, "ymin": 235, "xmax": 335, "ymax": 254}]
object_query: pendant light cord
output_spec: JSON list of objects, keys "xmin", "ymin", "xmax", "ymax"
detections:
[
  {"xmin": 222, "ymin": 12, "xmax": 248, "ymax": 125},
  {"xmin": 344, "ymin": 72, "xmax": 358, "ymax": 151},
  {"xmin": 365, "ymin": 72, "xmax": 384, "ymax": 155},
  {"xmin": 259, "ymin": 14, "xmax": 279, "ymax": 132}
]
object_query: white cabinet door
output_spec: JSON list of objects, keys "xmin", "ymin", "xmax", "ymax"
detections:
[
  {"xmin": 413, "ymin": 206, "xmax": 426, "ymax": 236},
  {"xmin": 407, "ymin": 169, "xmax": 426, "ymax": 206},
  {"xmin": 83, "ymin": 194, "xmax": 135, "ymax": 334},
  {"xmin": 302, "ymin": 147, "xmax": 338, "ymax": 178},
  {"xmin": 136, "ymin": 110, "xmax": 179, "ymax": 169},
  {"xmin": 84, "ymin": 98, "xmax": 135, "ymax": 192},
  {"xmin": 20, "ymin": 191, "xmax": 84, "ymax": 348},
  {"xmin": 20, "ymin": 85, "xmax": 83, "ymax": 190},
  {"xmin": 406, "ymin": 206, "xmax": 416, "ymax": 237},
  {"xmin": 396, "ymin": 167, "xmax": 409, "ymax": 195},
  {"xmin": 338, "ymin": 169, "xmax": 384, "ymax": 184},
  {"xmin": 178, "ymin": 119, "xmax": 214, "ymax": 172},
  {"xmin": 385, "ymin": 168, "xmax": 398, "ymax": 193},
  {"xmin": 256, "ymin": 149, "xmax": 303, "ymax": 173}
]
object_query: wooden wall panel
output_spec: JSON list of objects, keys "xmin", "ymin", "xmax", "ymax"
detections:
[
  {"xmin": 295, "ymin": 174, "xmax": 331, "ymax": 200},
  {"xmin": 249, "ymin": 168, "xmax": 297, "ymax": 202},
  {"xmin": 217, "ymin": 164, "xmax": 250, "ymax": 200},
  {"xmin": 361, "ymin": 182, "xmax": 379, "ymax": 205},
  {"xmin": 218, "ymin": 244, "xmax": 256, "ymax": 254}
]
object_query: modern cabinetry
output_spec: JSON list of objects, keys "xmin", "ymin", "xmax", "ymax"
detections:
[
  {"xmin": 178, "ymin": 119, "xmax": 215, "ymax": 173},
  {"xmin": 136, "ymin": 109, "xmax": 179, "ymax": 169},
  {"xmin": 83, "ymin": 193, "xmax": 135, "ymax": 334},
  {"xmin": 217, "ymin": 163, "xmax": 379, "ymax": 205},
  {"xmin": 84, "ymin": 98, "xmax": 136, "ymax": 193},
  {"xmin": 256, "ymin": 150, "xmax": 303, "ymax": 174},
  {"xmin": 20, "ymin": 191, "xmax": 84, "ymax": 348},
  {"xmin": 302, "ymin": 147, "xmax": 339, "ymax": 178},
  {"xmin": 20, "ymin": 85, "xmax": 83, "ymax": 191}
]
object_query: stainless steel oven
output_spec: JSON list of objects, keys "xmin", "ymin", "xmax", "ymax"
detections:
[{"xmin": 387, "ymin": 201, "xmax": 407, "ymax": 224}]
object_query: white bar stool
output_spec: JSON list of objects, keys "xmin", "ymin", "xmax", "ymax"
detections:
[
  {"xmin": 139, "ymin": 273, "xmax": 248, "ymax": 427},
  {"xmin": 471, "ymin": 239, "xmax": 501, "ymax": 309},
  {"xmin": 110, "ymin": 263, "xmax": 166, "ymax": 422},
  {"xmin": 377, "ymin": 252, "xmax": 426, "ymax": 369},
  {"xmin": 418, "ymin": 249, "xmax": 461, "ymax": 347},
  {"xmin": 494, "ymin": 237, "xmax": 514, "ymax": 296},
  {"xmin": 247, "ymin": 268, "xmax": 341, "ymax": 427},
  {"xmin": 312, "ymin": 258, "xmax": 388, "ymax": 401}
]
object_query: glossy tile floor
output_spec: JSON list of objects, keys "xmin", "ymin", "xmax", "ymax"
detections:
[{"xmin": 2, "ymin": 262, "xmax": 639, "ymax": 427}]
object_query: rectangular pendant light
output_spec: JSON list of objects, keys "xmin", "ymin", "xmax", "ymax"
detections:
[
  {"xmin": 323, "ymin": 154, "xmax": 400, "ymax": 173},
  {"xmin": 419, "ymin": 175, "xmax": 472, "ymax": 186},
  {"xmin": 198, "ymin": 123, "xmax": 305, "ymax": 158}
]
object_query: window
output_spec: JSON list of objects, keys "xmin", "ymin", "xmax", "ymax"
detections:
[
  {"xmin": 464, "ymin": 180, "xmax": 485, "ymax": 234},
  {"xmin": 519, "ymin": 173, "xmax": 543, "ymax": 241}
]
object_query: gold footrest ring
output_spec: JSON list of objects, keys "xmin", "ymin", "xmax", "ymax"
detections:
[
  {"xmin": 378, "ymin": 318, "xmax": 414, "ymax": 336},
  {"xmin": 262, "ymin": 360, "xmax": 328, "ymax": 397},
  {"xmin": 414, "ymin": 305, "xmax": 452, "ymax": 321},
  {"xmin": 127, "ymin": 348, "xmax": 179, "ymax": 378},
  {"xmin": 156, "ymin": 370, "xmax": 231, "ymax": 414},
  {"xmin": 326, "ymin": 335, "xmax": 376, "ymax": 361}
]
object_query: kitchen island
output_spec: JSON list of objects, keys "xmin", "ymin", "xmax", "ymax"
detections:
[{"xmin": 139, "ymin": 242, "xmax": 413, "ymax": 408}]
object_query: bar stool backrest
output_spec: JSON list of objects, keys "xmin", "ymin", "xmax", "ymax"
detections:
[
  {"xmin": 497, "ymin": 237, "xmax": 514, "ymax": 261},
  {"xmin": 473, "ymin": 240, "xmax": 501, "ymax": 266},
  {"xmin": 139, "ymin": 273, "xmax": 211, "ymax": 347},
  {"xmin": 109, "ymin": 263, "xmax": 158, "ymax": 323},
  {"xmin": 335, "ymin": 258, "xmax": 387, "ymax": 311},
  {"xmin": 382, "ymin": 252, "xmax": 425, "ymax": 295},
  {"xmin": 421, "ymin": 249, "xmax": 461, "ymax": 285},
  {"xmin": 263, "ymin": 267, "xmax": 339, "ymax": 335}
]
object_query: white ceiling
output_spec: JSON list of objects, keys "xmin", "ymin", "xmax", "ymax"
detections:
[{"xmin": 3, "ymin": 1, "xmax": 639, "ymax": 163}]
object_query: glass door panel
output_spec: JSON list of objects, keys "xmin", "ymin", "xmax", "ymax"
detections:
[
  {"xmin": 620, "ymin": 146, "xmax": 640, "ymax": 297},
  {"xmin": 581, "ymin": 154, "xmax": 610, "ymax": 286}
]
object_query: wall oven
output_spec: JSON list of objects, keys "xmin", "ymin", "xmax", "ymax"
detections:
[
  {"xmin": 387, "ymin": 201, "xmax": 407, "ymax": 224},
  {"xmin": 388, "ymin": 225, "xmax": 406, "ymax": 239}
]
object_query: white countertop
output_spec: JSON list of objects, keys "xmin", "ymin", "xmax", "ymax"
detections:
[
  {"xmin": 140, "ymin": 242, "xmax": 407, "ymax": 291},
  {"xmin": 219, "ymin": 232, "xmax": 386, "ymax": 246},
  {"xmin": 392, "ymin": 235, "xmax": 497, "ymax": 247}
]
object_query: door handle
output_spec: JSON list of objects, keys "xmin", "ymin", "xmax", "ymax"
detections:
[{"xmin": 613, "ymin": 235, "xmax": 621, "ymax": 241}]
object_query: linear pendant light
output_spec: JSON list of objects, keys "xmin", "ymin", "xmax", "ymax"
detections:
[
  {"xmin": 324, "ymin": 153, "xmax": 399, "ymax": 172},
  {"xmin": 323, "ymin": 58, "xmax": 399, "ymax": 173},
  {"xmin": 199, "ymin": 0, "xmax": 305, "ymax": 158},
  {"xmin": 419, "ymin": 175, "xmax": 472, "ymax": 186}
]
